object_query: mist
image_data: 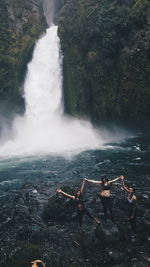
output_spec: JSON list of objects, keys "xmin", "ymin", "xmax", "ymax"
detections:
[
  {"xmin": 0, "ymin": 25, "xmax": 130, "ymax": 159},
  {"xmin": 43, "ymin": 0, "xmax": 54, "ymax": 26},
  {"xmin": 43, "ymin": 0, "xmax": 64, "ymax": 26}
]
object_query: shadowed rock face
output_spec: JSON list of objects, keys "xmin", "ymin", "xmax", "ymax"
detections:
[
  {"xmin": 6, "ymin": 0, "xmax": 45, "ymax": 35},
  {"xmin": 0, "ymin": 181, "xmax": 149, "ymax": 267},
  {"xmin": 57, "ymin": 0, "xmax": 150, "ymax": 127},
  {"xmin": 0, "ymin": 0, "xmax": 47, "ymax": 113}
]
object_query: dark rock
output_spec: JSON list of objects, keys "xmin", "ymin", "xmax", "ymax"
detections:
[
  {"xmin": 58, "ymin": 0, "xmax": 150, "ymax": 127},
  {"xmin": 42, "ymin": 186, "xmax": 75, "ymax": 223},
  {"xmin": 95, "ymin": 222, "xmax": 120, "ymax": 245},
  {"xmin": 108, "ymin": 250, "xmax": 125, "ymax": 264},
  {"xmin": 0, "ymin": 0, "xmax": 47, "ymax": 116},
  {"xmin": 0, "ymin": 181, "xmax": 149, "ymax": 267}
]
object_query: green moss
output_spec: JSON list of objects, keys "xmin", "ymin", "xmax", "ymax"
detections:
[
  {"xmin": 58, "ymin": 0, "xmax": 150, "ymax": 126},
  {"xmin": 0, "ymin": 0, "xmax": 46, "ymax": 104}
]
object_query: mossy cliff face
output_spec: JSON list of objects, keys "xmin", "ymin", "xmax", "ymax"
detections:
[
  {"xmin": 0, "ymin": 0, "xmax": 46, "ymax": 110},
  {"xmin": 58, "ymin": 0, "xmax": 150, "ymax": 126}
]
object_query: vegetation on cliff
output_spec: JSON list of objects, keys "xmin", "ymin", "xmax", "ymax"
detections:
[
  {"xmin": 0, "ymin": 0, "xmax": 46, "ymax": 111},
  {"xmin": 58, "ymin": 0, "xmax": 150, "ymax": 126}
]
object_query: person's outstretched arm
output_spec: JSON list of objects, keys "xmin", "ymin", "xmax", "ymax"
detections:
[
  {"xmin": 109, "ymin": 176, "xmax": 121, "ymax": 184},
  {"xmin": 80, "ymin": 179, "xmax": 85, "ymax": 194},
  {"xmin": 84, "ymin": 178, "xmax": 102, "ymax": 184},
  {"xmin": 56, "ymin": 188, "xmax": 75, "ymax": 200},
  {"xmin": 120, "ymin": 175, "xmax": 130, "ymax": 193}
]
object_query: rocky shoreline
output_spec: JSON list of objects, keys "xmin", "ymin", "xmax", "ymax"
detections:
[{"xmin": 0, "ymin": 180, "xmax": 149, "ymax": 267}]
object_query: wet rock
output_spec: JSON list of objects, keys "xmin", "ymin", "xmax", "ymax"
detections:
[
  {"xmin": 143, "ymin": 220, "xmax": 150, "ymax": 233},
  {"xmin": 42, "ymin": 186, "xmax": 74, "ymax": 223},
  {"xmin": 108, "ymin": 250, "xmax": 125, "ymax": 265},
  {"xmin": 95, "ymin": 222, "xmax": 120, "ymax": 245},
  {"xmin": 0, "ymin": 181, "xmax": 149, "ymax": 267},
  {"xmin": 141, "ymin": 255, "xmax": 150, "ymax": 265}
]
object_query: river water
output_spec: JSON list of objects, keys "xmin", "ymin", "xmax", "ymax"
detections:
[{"xmin": 0, "ymin": 132, "xmax": 149, "ymax": 197}]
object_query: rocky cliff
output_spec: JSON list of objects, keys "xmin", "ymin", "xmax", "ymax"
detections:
[
  {"xmin": 58, "ymin": 0, "xmax": 150, "ymax": 127},
  {"xmin": 0, "ymin": 0, "xmax": 46, "ymax": 113}
]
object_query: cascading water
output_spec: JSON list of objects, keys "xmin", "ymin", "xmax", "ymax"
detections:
[
  {"xmin": 25, "ymin": 26, "xmax": 63, "ymax": 122},
  {"xmin": 0, "ymin": 26, "xmax": 103, "ymax": 157},
  {"xmin": 0, "ymin": 25, "xmax": 128, "ymax": 158}
]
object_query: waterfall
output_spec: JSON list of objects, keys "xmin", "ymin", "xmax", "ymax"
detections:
[
  {"xmin": 0, "ymin": 25, "xmax": 106, "ymax": 157},
  {"xmin": 0, "ymin": 25, "xmax": 130, "ymax": 158},
  {"xmin": 24, "ymin": 26, "xmax": 63, "ymax": 127}
]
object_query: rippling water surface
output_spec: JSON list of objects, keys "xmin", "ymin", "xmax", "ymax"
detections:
[{"xmin": 0, "ymin": 133, "xmax": 149, "ymax": 195}]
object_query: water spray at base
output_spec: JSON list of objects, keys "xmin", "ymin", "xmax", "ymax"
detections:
[{"xmin": 0, "ymin": 26, "xmax": 128, "ymax": 158}]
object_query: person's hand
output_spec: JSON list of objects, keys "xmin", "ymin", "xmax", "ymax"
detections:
[
  {"xmin": 120, "ymin": 175, "xmax": 124, "ymax": 180},
  {"xmin": 84, "ymin": 178, "xmax": 88, "ymax": 181},
  {"xmin": 56, "ymin": 188, "xmax": 62, "ymax": 193}
]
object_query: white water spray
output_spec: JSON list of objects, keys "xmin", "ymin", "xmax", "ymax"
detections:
[{"xmin": 0, "ymin": 26, "xmax": 127, "ymax": 158}]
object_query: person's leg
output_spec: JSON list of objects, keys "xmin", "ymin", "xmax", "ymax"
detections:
[
  {"xmin": 77, "ymin": 210, "xmax": 83, "ymax": 232},
  {"xmin": 101, "ymin": 197, "xmax": 108, "ymax": 222},
  {"xmin": 83, "ymin": 207, "xmax": 100, "ymax": 224},
  {"xmin": 130, "ymin": 215, "xmax": 137, "ymax": 234},
  {"xmin": 107, "ymin": 198, "xmax": 115, "ymax": 222},
  {"xmin": 128, "ymin": 207, "xmax": 137, "ymax": 234}
]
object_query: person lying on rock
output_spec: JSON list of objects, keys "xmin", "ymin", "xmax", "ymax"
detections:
[
  {"xmin": 120, "ymin": 175, "xmax": 137, "ymax": 234},
  {"xmin": 56, "ymin": 180, "xmax": 100, "ymax": 233},
  {"xmin": 30, "ymin": 259, "xmax": 46, "ymax": 267},
  {"xmin": 84, "ymin": 175, "xmax": 121, "ymax": 223}
]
